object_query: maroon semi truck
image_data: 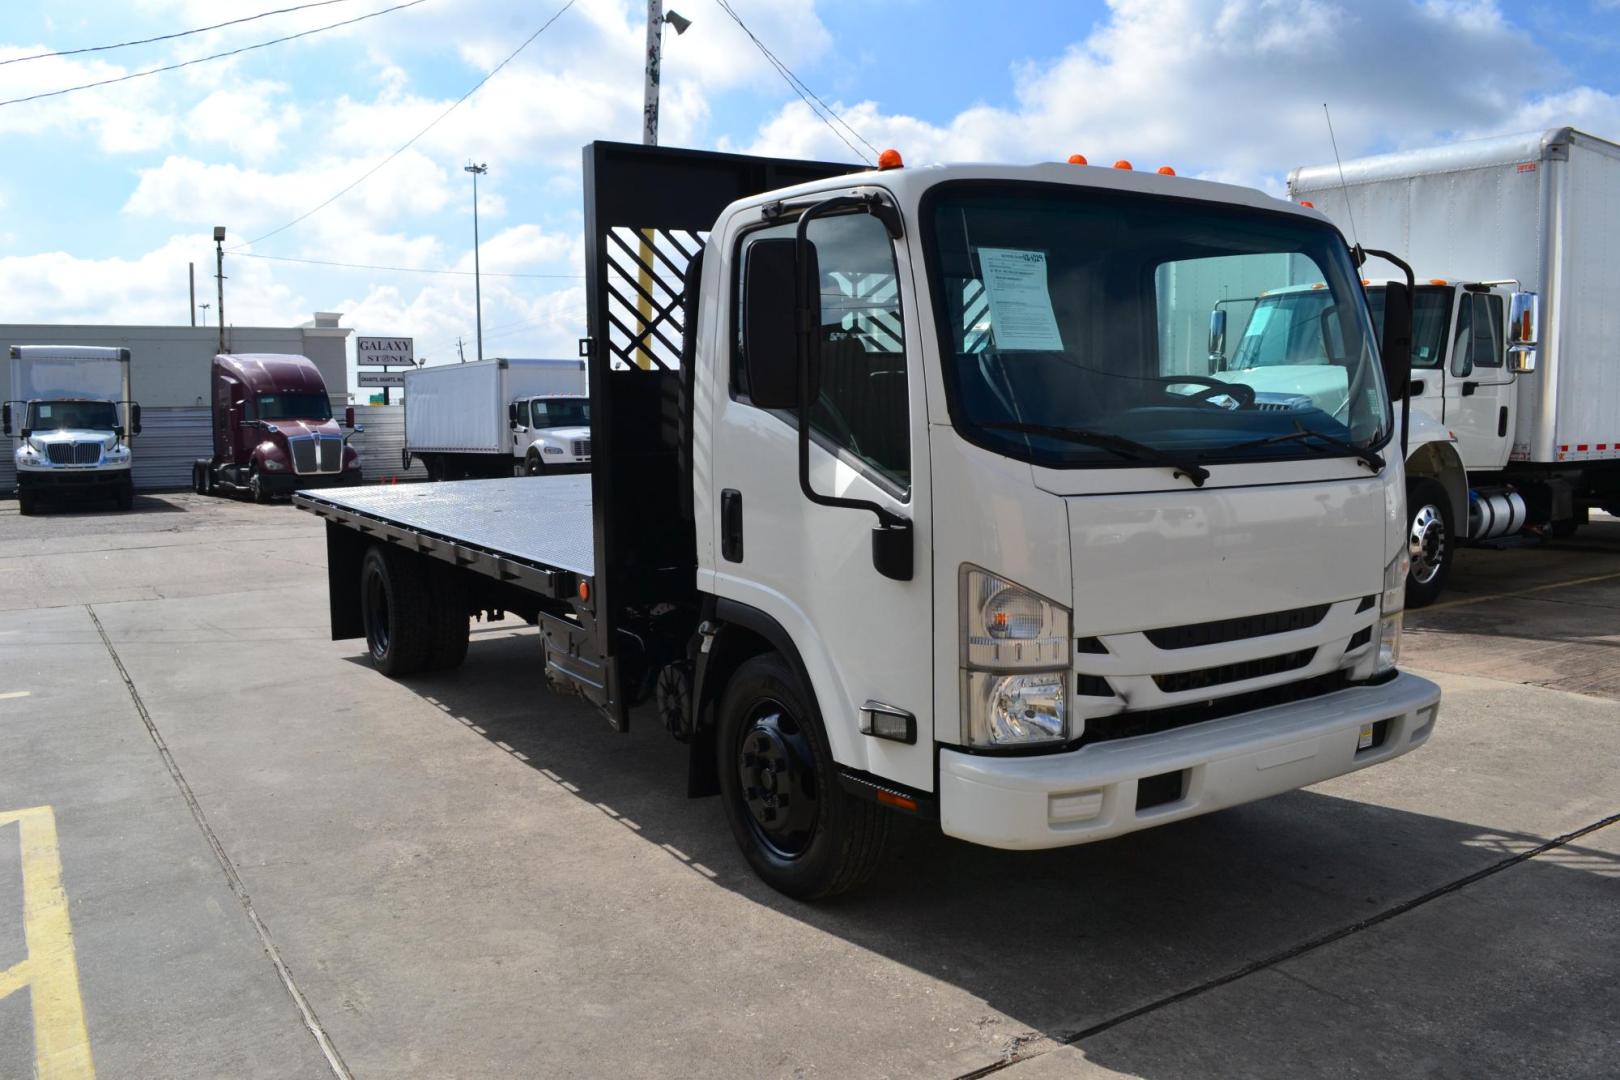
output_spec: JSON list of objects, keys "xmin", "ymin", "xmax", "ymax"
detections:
[{"xmin": 192, "ymin": 353, "xmax": 361, "ymax": 502}]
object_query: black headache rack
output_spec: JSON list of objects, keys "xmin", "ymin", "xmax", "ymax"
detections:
[{"xmin": 580, "ymin": 141, "xmax": 860, "ymax": 731}]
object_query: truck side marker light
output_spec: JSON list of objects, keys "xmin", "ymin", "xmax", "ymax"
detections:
[
  {"xmin": 1067, "ymin": 153, "xmax": 1089, "ymax": 165},
  {"xmin": 876, "ymin": 790, "xmax": 918, "ymax": 812},
  {"xmin": 577, "ymin": 580, "xmax": 590, "ymax": 602},
  {"xmin": 878, "ymin": 148, "xmax": 903, "ymax": 170},
  {"xmin": 1113, "ymin": 160, "xmax": 1133, "ymax": 170},
  {"xmin": 1157, "ymin": 166, "xmax": 1175, "ymax": 175},
  {"xmin": 1429, "ymin": 278, "xmax": 1449, "ymax": 286},
  {"xmin": 1299, "ymin": 200, "xmax": 1314, "ymax": 207}
]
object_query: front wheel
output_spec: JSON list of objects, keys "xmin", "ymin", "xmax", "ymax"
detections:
[
  {"xmin": 524, "ymin": 451, "xmax": 545, "ymax": 476},
  {"xmin": 1405, "ymin": 477, "xmax": 1454, "ymax": 609},
  {"xmin": 114, "ymin": 477, "xmax": 133, "ymax": 510},
  {"xmin": 17, "ymin": 487, "xmax": 37, "ymax": 516},
  {"xmin": 248, "ymin": 465, "xmax": 270, "ymax": 504},
  {"xmin": 717, "ymin": 653, "xmax": 889, "ymax": 899}
]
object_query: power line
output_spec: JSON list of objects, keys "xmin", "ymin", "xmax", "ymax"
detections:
[
  {"xmin": 236, "ymin": 251, "xmax": 583, "ymax": 279},
  {"xmin": 0, "ymin": 0, "xmax": 428, "ymax": 108},
  {"xmin": 237, "ymin": 0, "xmax": 579, "ymax": 250},
  {"xmin": 0, "ymin": 0, "xmax": 365, "ymax": 68},
  {"xmin": 712, "ymin": 0, "xmax": 877, "ymax": 164}
]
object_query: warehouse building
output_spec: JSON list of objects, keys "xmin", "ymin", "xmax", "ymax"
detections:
[{"xmin": 2, "ymin": 314, "xmax": 352, "ymax": 492}]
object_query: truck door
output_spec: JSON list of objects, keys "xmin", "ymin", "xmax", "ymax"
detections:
[
  {"xmin": 710, "ymin": 205, "xmax": 934, "ymax": 792},
  {"xmin": 1444, "ymin": 290, "xmax": 1514, "ymax": 470},
  {"xmin": 510, "ymin": 396, "xmax": 530, "ymax": 459}
]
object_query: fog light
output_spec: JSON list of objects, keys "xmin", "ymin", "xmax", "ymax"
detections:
[
  {"xmin": 1049, "ymin": 790, "xmax": 1104, "ymax": 823},
  {"xmin": 859, "ymin": 700, "xmax": 916, "ymax": 744}
]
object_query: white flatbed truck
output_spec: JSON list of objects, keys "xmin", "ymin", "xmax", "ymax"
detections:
[{"xmin": 298, "ymin": 141, "xmax": 1442, "ymax": 898}]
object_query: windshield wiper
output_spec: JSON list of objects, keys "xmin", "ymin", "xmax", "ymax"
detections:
[
  {"xmin": 982, "ymin": 422, "xmax": 1210, "ymax": 487},
  {"xmin": 1224, "ymin": 421, "xmax": 1384, "ymax": 472}
]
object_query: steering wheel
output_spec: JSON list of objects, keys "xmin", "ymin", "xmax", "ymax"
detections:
[{"xmin": 1149, "ymin": 375, "xmax": 1256, "ymax": 409}]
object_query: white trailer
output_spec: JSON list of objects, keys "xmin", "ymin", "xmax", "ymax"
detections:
[
  {"xmin": 1289, "ymin": 127, "xmax": 1620, "ymax": 602},
  {"xmin": 402, "ymin": 356, "xmax": 589, "ymax": 480},
  {"xmin": 4, "ymin": 345, "xmax": 142, "ymax": 514},
  {"xmin": 296, "ymin": 141, "xmax": 1440, "ymax": 900}
]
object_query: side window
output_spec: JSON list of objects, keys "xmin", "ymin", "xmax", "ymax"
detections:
[
  {"xmin": 1451, "ymin": 297, "xmax": 1473, "ymax": 377},
  {"xmin": 735, "ymin": 211, "xmax": 910, "ymax": 492},
  {"xmin": 530, "ymin": 400, "xmax": 546, "ymax": 427},
  {"xmin": 1471, "ymin": 294, "xmax": 1504, "ymax": 369}
]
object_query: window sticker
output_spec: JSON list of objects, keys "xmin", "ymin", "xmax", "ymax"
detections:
[
  {"xmin": 976, "ymin": 247, "xmax": 1064, "ymax": 351},
  {"xmin": 37, "ymin": 404, "xmax": 52, "ymax": 418}
]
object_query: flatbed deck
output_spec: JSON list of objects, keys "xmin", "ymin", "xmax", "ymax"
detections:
[{"xmin": 294, "ymin": 474, "xmax": 595, "ymax": 578}]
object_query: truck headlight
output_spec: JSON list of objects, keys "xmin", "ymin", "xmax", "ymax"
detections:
[
  {"xmin": 543, "ymin": 445, "xmax": 563, "ymax": 455},
  {"xmin": 261, "ymin": 457, "xmax": 287, "ymax": 472},
  {"xmin": 961, "ymin": 567, "xmax": 1071, "ymax": 747},
  {"xmin": 1375, "ymin": 549, "xmax": 1407, "ymax": 675}
]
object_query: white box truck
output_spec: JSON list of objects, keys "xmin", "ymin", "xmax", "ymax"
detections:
[
  {"xmin": 402, "ymin": 356, "xmax": 589, "ymax": 480},
  {"xmin": 297, "ymin": 141, "xmax": 1441, "ymax": 899},
  {"xmin": 4, "ymin": 345, "xmax": 142, "ymax": 514},
  {"xmin": 1282, "ymin": 127, "xmax": 1620, "ymax": 603}
]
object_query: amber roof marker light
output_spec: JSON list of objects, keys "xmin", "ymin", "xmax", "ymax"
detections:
[
  {"xmin": 877, "ymin": 148, "xmax": 903, "ymax": 170},
  {"xmin": 1067, "ymin": 153, "xmax": 1089, "ymax": 165}
]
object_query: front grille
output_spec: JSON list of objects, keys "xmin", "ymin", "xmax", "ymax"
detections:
[
  {"xmin": 1152, "ymin": 648, "xmax": 1316, "ymax": 694},
  {"xmin": 1085, "ymin": 671, "xmax": 1352, "ymax": 744},
  {"xmin": 1076, "ymin": 674, "xmax": 1114, "ymax": 697},
  {"xmin": 1144, "ymin": 603, "xmax": 1331, "ymax": 650},
  {"xmin": 289, "ymin": 435, "xmax": 342, "ymax": 475},
  {"xmin": 572, "ymin": 438, "xmax": 591, "ymax": 458},
  {"xmin": 46, "ymin": 442, "xmax": 100, "ymax": 465}
]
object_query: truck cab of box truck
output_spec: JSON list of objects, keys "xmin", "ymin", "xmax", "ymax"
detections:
[
  {"xmin": 4, "ymin": 345, "xmax": 141, "ymax": 515},
  {"xmin": 194, "ymin": 353, "xmax": 360, "ymax": 502},
  {"xmin": 511, "ymin": 394, "xmax": 591, "ymax": 475}
]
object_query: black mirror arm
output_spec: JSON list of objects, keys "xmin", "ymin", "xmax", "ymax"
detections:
[{"xmin": 1357, "ymin": 244, "xmax": 1415, "ymax": 462}]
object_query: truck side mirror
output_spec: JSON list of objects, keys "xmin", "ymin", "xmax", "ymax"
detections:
[
  {"xmin": 1507, "ymin": 347, "xmax": 1537, "ymax": 374},
  {"xmin": 1379, "ymin": 280, "xmax": 1413, "ymax": 399},
  {"xmin": 742, "ymin": 237, "xmax": 817, "ymax": 410},
  {"xmin": 130, "ymin": 402, "xmax": 142, "ymax": 436},
  {"xmin": 1508, "ymin": 290, "xmax": 1539, "ymax": 346},
  {"xmin": 1, "ymin": 402, "xmax": 9, "ymax": 436},
  {"xmin": 508, "ymin": 402, "xmax": 520, "ymax": 427},
  {"xmin": 1207, "ymin": 308, "xmax": 1227, "ymax": 368},
  {"xmin": 344, "ymin": 405, "xmax": 355, "ymax": 429}
]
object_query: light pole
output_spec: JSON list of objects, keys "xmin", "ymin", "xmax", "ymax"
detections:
[
  {"xmin": 642, "ymin": 3, "xmax": 691, "ymax": 146},
  {"xmin": 213, "ymin": 225, "xmax": 227, "ymax": 354},
  {"xmin": 464, "ymin": 162, "xmax": 487, "ymax": 362}
]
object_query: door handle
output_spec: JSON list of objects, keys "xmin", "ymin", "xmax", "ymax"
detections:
[{"xmin": 1461, "ymin": 381, "xmax": 1479, "ymax": 397}]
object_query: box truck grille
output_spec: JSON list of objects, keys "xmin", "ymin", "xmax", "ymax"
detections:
[
  {"xmin": 1144, "ymin": 603, "xmax": 1331, "ymax": 650},
  {"xmin": 1085, "ymin": 672, "xmax": 1352, "ymax": 744},
  {"xmin": 1152, "ymin": 649, "xmax": 1316, "ymax": 694},
  {"xmin": 46, "ymin": 441, "xmax": 101, "ymax": 465},
  {"xmin": 290, "ymin": 434, "xmax": 342, "ymax": 475},
  {"xmin": 572, "ymin": 438, "xmax": 591, "ymax": 458}
]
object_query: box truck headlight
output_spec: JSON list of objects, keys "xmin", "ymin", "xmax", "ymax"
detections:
[
  {"xmin": 961, "ymin": 567, "xmax": 1071, "ymax": 747},
  {"xmin": 1375, "ymin": 549, "xmax": 1407, "ymax": 675},
  {"xmin": 543, "ymin": 445, "xmax": 564, "ymax": 455}
]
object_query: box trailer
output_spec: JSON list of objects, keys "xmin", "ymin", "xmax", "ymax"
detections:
[
  {"xmin": 402, "ymin": 357, "xmax": 589, "ymax": 480},
  {"xmin": 4, "ymin": 345, "xmax": 141, "ymax": 514},
  {"xmin": 1289, "ymin": 127, "xmax": 1620, "ymax": 602},
  {"xmin": 297, "ymin": 141, "xmax": 1440, "ymax": 898}
]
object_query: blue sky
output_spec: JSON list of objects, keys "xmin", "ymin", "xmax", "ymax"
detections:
[{"xmin": 1, "ymin": 0, "xmax": 1618, "ymax": 380}]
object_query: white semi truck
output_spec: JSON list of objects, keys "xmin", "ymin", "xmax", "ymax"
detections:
[
  {"xmin": 297, "ymin": 141, "xmax": 1441, "ymax": 898},
  {"xmin": 4, "ymin": 345, "xmax": 142, "ymax": 514},
  {"xmin": 402, "ymin": 357, "xmax": 590, "ymax": 480},
  {"xmin": 1286, "ymin": 127, "xmax": 1620, "ymax": 603}
]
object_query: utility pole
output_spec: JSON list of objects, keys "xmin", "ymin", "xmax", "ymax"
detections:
[
  {"xmin": 464, "ymin": 163, "xmax": 487, "ymax": 363},
  {"xmin": 213, "ymin": 226, "xmax": 227, "ymax": 354},
  {"xmin": 638, "ymin": 4, "xmax": 689, "ymax": 367},
  {"xmin": 189, "ymin": 262, "xmax": 196, "ymax": 326}
]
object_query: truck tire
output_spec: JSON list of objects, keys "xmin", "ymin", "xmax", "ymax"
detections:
[
  {"xmin": 426, "ymin": 567, "xmax": 470, "ymax": 671},
  {"xmin": 717, "ymin": 653, "xmax": 889, "ymax": 899},
  {"xmin": 114, "ymin": 476, "xmax": 134, "ymax": 510},
  {"xmin": 524, "ymin": 450, "xmax": 545, "ymax": 476},
  {"xmin": 1405, "ymin": 477, "xmax": 1454, "ymax": 609},
  {"xmin": 17, "ymin": 487, "xmax": 36, "ymax": 516},
  {"xmin": 248, "ymin": 465, "xmax": 270, "ymax": 504},
  {"xmin": 360, "ymin": 546, "xmax": 433, "ymax": 676}
]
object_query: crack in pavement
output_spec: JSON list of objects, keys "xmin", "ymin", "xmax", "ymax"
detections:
[{"xmin": 86, "ymin": 602, "xmax": 353, "ymax": 1080}]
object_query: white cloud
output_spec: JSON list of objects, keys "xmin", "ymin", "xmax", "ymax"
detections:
[{"xmin": 185, "ymin": 80, "xmax": 302, "ymax": 160}]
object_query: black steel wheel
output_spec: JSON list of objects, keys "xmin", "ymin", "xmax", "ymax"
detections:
[
  {"xmin": 248, "ymin": 465, "xmax": 270, "ymax": 504},
  {"xmin": 524, "ymin": 450, "xmax": 545, "ymax": 476},
  {"xmin": 717, "ymin": 653, "xmax": 889, "ymax": 899},
  {"xmin": 1405, "ymin": 477, "xmax": 1454, "ymax": 609},
  {"xmin": 360, "ymin": 546, "xmax": 433, "ymax": 676}
]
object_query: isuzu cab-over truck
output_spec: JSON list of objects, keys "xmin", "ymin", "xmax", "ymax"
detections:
[
  {"xmin": 5, "ymin": 345, "xmax": 141, "ymax": 514},
  {"xmin": 1288, "ymin": 127, "xmax": 1620, "ymax": 604},
  {"xmin": 297, "ymin": 142, "xmax": 1442, "ymax": 898}
]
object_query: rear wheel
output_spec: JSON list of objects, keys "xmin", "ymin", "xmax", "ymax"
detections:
[
  {"xmin": 1405, "ymin": 477, "xmax": 1454, "ymax": 609},
  {"xmin": 425, "ymin": 566, "xmax": 470, "ymax": 671},
  {"xmin": 360, "ymin": 546, "xmax": 433, "ymax": 676},
  {"xmin": 717, "ymin": 653, "xmax": 889, "ymax": 899}
]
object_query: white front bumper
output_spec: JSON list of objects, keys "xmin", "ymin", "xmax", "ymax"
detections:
[{"xmin": 938, "ymin": 672, "xmax": 1441, "ymax": 850}]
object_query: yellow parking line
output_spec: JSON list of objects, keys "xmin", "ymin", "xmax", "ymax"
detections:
[
  {"xmin": 1423, "ymin": 569, "xmax": 1620, "ymax": 612},
  {"xmin": 0, "ymin": 806, "xmax": 95, "ymax": 1080}
]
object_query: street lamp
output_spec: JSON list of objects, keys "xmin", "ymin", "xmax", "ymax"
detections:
[
  {"xmin": 643, "ymin": 4, "xmax": 691, "ymax": 146},
  {"xmin": 213, "ymin": 225, "xmax": 227, "ymax": 354},
  {"xmin": 464, "ymin": 162, "xmax": 487, "ymax": 362}
]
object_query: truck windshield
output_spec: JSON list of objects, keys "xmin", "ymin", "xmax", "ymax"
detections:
[
  {"xmin": 257, "ymin": 392, "xmax": 332, "ymax": 421},
  {"xmin": 530, "ymin": 399, "xmax": 589, "ymax": 428},
  {"xmin": 1365, "ymin": 285, "xmax": 1453, "ymax": 370},
  {"xmin": 26, "ymin": 400, "xmax": 118, "ymax": 431},
  {"xmin": 925, "ymin": 184, "xmax": 1390, "ymax": 469}
]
